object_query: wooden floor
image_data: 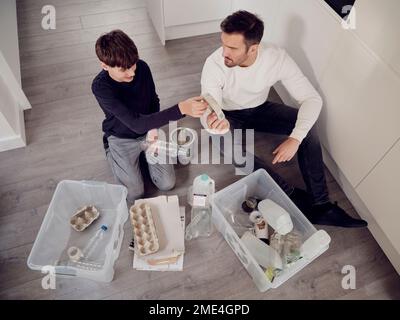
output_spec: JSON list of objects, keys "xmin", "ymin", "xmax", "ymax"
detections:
[{"xmin": 0, "ymin": 0, "xmax": 399, "ymax": 300}]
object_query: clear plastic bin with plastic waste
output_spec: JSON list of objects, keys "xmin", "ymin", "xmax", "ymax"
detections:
[
  {"xmin": 27, "ymin": 180, "xmax": 128, "ymax": 282},
  {"xmin": 211, "ymin": 169, "xmax": 331, "ymax": 292}
]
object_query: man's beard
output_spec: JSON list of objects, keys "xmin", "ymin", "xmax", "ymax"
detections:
[
  {"xmin": 224, "ymin": 54, "xmax": 248, "ymax": 68},
  {"xmin": 224, "ymin": 57, "xmax": 235, "ymax": 68}
]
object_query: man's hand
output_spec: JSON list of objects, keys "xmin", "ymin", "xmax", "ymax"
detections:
[
  {"xmin": 206, "ymin": 112, "xmax": 230, "ymax": 132},
  {"xmin": 272, "ymin": 137, "xmax": 300, "ymax": 164},
  {"xmin": 178, "ymin": 96, "xmax": 208, "ymax": 118}
]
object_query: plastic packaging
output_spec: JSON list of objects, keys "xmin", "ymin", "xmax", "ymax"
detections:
[
  {"xmin": 242, "ymin": 197, "xmax": 261, "ymax": 213},
  {"xmin": 258, "ymin": 199, "xmax": 293, "ymax": 235},
  {"xmin": 185, "ymin": 207, "xmax": 212, "ymax": 240},
  {"xmin": 241, "ymin": 231, "xmax": 283, "ymax": 270},
  {"xmin": 170, "ymin": 127, "xmax": 196, "ymax": 165},
  {"xmin": 81, "ymin": 224, "xmax": 108, "ymax": 261},
  {"xmin": 141, "ymin": 140, "xmax": 179, "ymax": 159},
  {"xmin": 270, "ymin": 230, "xmax": 303, "ymax": 267},
  {"xmin": 185, "ymin": 174, "xmax": 215, "ymax": 240},
  {"xmin": 249, "ymin": 211, "xmax": 269, "ymax": 244},
  {"xmin": 227, "ymin": 198, "xmax": 256, "ymax": 237}
]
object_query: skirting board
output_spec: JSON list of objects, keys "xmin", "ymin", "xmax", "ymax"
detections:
[
  {"xmin": 0, "ymin": 134, "xmax": 26, "ymax": 152},
  {"xmin": 165, "ymin": 20, "xmax": 221, "ymax": 42}
]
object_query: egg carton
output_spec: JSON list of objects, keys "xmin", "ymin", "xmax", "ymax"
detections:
[
  {"xmin": 130, "ymin": 203, "xmax": 160, "ymax": 256},
  {"xmin": 70, "ymin": 205, "xmax": 100, "ymax": 232}
]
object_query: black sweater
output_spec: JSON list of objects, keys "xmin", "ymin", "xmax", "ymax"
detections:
[{"xmin": 92, "ymin": 60, "xmax": 184, "ymax": 149}]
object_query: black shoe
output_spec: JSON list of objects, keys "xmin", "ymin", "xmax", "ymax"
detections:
[
  {"xmin": 310, "ymin": 202, "xmax": 368, "ymax": 228},
  {"xmin": 289, "ymin": 187, "xmax": 313, "ymax": 215}
]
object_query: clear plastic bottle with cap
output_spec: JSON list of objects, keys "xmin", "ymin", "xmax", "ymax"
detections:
[
  {"xmin": 81, "ymin": 224, "xmax": 108, "ymax": 262},
  {"xmin": 185, "ymin": 174, "xmax": 215, "ymax": 240}
]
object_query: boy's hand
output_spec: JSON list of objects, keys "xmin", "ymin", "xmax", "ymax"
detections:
[
  {"xmin": 178, "ymin": 96, "xmax": 208, "ymax": 118},
  {"xmin": 272, "ymin": 137, "xmax": 300, "ymax": 164},
  {"xmin": 206, "ymin": 112, "xmax": 230, "ymax": 132}
]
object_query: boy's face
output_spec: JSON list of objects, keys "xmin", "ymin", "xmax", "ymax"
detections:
[{"xmin": 101, "ymin": 62, "xmax": 137, "ymax": 82}]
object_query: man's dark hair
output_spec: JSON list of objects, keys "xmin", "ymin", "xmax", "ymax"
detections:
[
  {"xmin": 220, "ymin": 10, "xmax": 264, "ymax": 48},
  {"xmin": 95, "ymin": 29, "xmax": 138, "ymax": 69}
]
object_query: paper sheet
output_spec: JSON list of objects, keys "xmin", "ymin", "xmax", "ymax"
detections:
[{"xmin": 133, "ymin": 196, "xmax": 185, "ymax": 271}]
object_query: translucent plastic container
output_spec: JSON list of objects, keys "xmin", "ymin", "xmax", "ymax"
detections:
[
  {"xmin": 27, "ymin": 180, "xmax": 129, "ymax": 282},
  {"xmin": 211, "ymin": 169, "xmax": 331, "ymax": 292}
]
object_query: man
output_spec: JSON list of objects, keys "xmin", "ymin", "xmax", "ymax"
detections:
[
  {"xmin": 92, "ymin": 29, "xmax": 207, "ymax": 203},
  {"xmin": 201, "ymin": 11, "xmax": 367, "ymax": 228}
]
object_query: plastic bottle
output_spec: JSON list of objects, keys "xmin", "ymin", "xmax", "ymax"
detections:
[
  {"xmin": 141, "ymin": 140, "xmax": 178, "ymax": 159},
  {"xmin": 249, "ymin": 210, "xmax": 269, "ymax": 244},
  {"xmin": 270, "ymin": 230, "xmax": 303, "ymax": 267},
  {"xmin": 82, "ymin": 224, "xmax": 108, "ymax": 261},
  {"xmin": 258, "ymin": 199, "xmax": 293, "ymax": 235},
  {"xmin": 185, "ymin": 174, "xmax": 215, "ymax": 240},
  {"xmin": 185, "ymin": 207, "xmax": 212, "ymax": 240}
]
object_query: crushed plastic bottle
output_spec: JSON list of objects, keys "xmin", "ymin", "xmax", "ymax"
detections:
[
  {"xmin": 270, "ymin": 230, "xmax": 303, "ymax": 267},
  {"xmin": 185, "ymin": 174, "xmax": 215, "ymax": 240}
]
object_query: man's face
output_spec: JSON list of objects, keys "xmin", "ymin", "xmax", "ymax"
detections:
[
  {"xmin": 101, "ymin": 63, "xmax": 137, "ymax": 82},
  {"xmin": 221, "ymin": 32, "xmax": 252, "ymax": 67}
]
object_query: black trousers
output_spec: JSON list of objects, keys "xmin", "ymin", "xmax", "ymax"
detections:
[{"xmin": 224, "ymin": 100, "xmax": 329, "ymax": 205}]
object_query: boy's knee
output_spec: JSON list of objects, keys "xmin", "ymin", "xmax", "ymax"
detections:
[
  {"xmin": 154, "ymin": 174, "xmax": 176, "ymax": 191},
  {"xmin": 126, "ymin": 184, "xmax": 144, "ymax": 204}
]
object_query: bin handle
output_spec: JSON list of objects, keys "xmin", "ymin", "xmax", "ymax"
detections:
[
  {"xmin": 111, "ymin": 223, "xmax": 124, "ymax": 262},
  {"xmin": 80, "ymin": 180, "xmax": 108, "ymax": 186}
]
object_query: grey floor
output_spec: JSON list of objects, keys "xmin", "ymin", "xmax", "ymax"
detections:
[{"xmin": 0, "ymin": 0, "xmax": 399, "ymax": 300}]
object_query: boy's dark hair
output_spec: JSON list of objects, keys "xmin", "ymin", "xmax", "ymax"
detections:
[
  {"xmin": 220, "ymin": 10, "xmax": 264, "ymax": 49},
  {"xmin": 95, "ymin": 29, "xmax": 138, "ymax": 69}
]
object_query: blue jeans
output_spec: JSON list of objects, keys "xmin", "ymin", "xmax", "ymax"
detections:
[{"xmin": 224, "ymin": 100, "xmax": 329, "ymax": 205}]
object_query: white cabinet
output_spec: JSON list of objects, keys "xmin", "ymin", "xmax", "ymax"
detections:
[
  {"xmin": 356, "ymin": 140, "xmax": 400, "ymax": 269},
  {"xmin": 145, "ymin": 0, "xmax": 232, "ymax": 45},
  {"xmin": 318, "ymin": 30, "xmax": 400, "ymax": 188},
  {"xmin": 354, "ymin": 0, "xmax": 400, "ymax": 76},
  {"xmin": 164, "ymin": 0, "xmax": 231, "ymax": 27}
]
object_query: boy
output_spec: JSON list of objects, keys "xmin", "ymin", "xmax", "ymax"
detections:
[{"xmin": 92, "ymin": 30, "xmax": 207, "ymax": 203}]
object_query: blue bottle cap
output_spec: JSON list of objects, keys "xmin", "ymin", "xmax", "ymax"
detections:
[
  {"xmin": 201, "ymin": 174, "xmax": 209, "ymax": 181},
  {"xmin": 101, "ymin": 225, "xmax": 108, "ymax": 231}
]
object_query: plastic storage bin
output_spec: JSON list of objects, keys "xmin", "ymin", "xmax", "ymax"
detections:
[
  {"xmin": 211, "ymin": 169, "xmax": 331, "ymax": 292},
  {"xmin": 27, "ymin": 180, "xmax": 128, "ymax": 282}
]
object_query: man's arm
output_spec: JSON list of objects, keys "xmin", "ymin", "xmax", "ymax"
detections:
[
  {"xmin": 278, "ymin": 49, "xmax": 323, "ymax": 143},
  {"xmin": 200, "ymin": 56, "xmax": 229, "ymax": 134}
]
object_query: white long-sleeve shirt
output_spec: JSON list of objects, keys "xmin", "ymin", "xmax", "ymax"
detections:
[{"xmin": 200, "ymin": 44, "xmax": 323, "ymax": 142}]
